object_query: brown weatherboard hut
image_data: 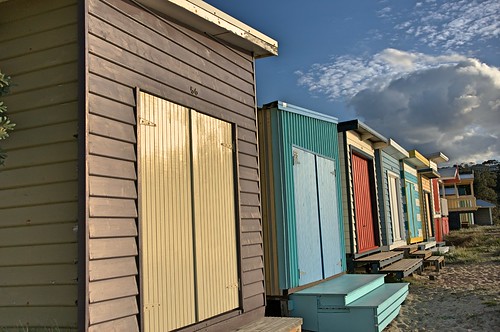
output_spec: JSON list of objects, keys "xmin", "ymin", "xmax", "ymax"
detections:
[{"xmin": 0, "ymin": 0, "xmax": 277, "ymax": 331}]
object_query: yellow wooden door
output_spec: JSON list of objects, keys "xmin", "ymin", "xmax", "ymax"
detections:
[
  {"xmin": 192, "ymin": 111, "xmax": 239, "ymax": 320},
  {"xmin": 139, "ymin": 92, "xmax": 239, "ymax": 330},
  {"xmin": 139, "ymin": 92, "xmax": 196, "ymax": 331}
]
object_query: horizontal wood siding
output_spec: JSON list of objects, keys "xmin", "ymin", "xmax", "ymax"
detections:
[
  {"xmin": 421, "ymin": 177, "xmax": 431, "ymax": 192},
  {"xmin": 376, "ymin": 150, "xmax": 403, "ymax": 246},
  {"xmin": 0, "ymin": 0, "xmax": 78, "ymax": 329},
  {"xmin": 87, "ymin": 0, "xmax": 263, "ymax": 329}
]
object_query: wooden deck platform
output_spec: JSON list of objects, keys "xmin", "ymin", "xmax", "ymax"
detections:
[
  {"xmin": 354, "ymin": 251, "xmax": 404, "ymax": 272},
  {"xmin": 418, "ymin": 241, "xmax": 437, "ymax": 250},
  {"xmin": 410, "ymin": 250, "xmax": 432, "ymax": 259},
  {"xmin": 431, "ymin": 246, "xmax": 450, "ymax": 254},
  {"xmin": 234, "ymin": 317, "xmax": 303, "ymax": 332},
  {"xmin": 393, "ymin": 244, "xmax": 419, "ymax": 258},
  {"xmin": 424, "ymin": 256, "xmax": 445, "ymax": 272},
  {"xmin": 379, "ymin": 258, "xmax": 423, "ymax": 279}
]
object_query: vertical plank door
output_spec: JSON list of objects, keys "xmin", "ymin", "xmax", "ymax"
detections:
[
  {"xmin": 316, "ymin": 156, "xmax": 343, "ymax": 277},
  {"xmin": 351, "ymin": 154, "xmax": 377, "ymax": 253},
  {"xmin": 191, "ymin": 111, "xmax": 239, "ymax": 321},
  {"xmin": 292, "ymin": 148, "xmax": 323, "ymax": 286},
  {"xmin": 388, "ymin": 175, "xmax": 403, "ymax": 243},
  {"xmin": 139, "ymin": 93, "xmax": 196, "ymax": 331},
  {"xmin": 406, "ymin": 182, "xmax": 423, "ymax": 243}
]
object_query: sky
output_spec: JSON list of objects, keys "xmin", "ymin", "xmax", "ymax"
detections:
[{"xmin": 204, "ymin": 0, "xmax": 500, "ymax": 165}]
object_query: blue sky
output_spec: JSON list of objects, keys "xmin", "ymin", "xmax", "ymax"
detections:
[{"xmin": 205, "ymin": 0, "xmax": 500, "ymax": 165}]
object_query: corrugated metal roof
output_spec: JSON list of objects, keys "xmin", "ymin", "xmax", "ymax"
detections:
[
  {"xmin": 477, "ymin": 199, "xmax": 496, "ymax": 208},
  {"xmin": 263, "ymin": 100, "xmax": 339, "ymax": 124},
  {"xmin": 439, "ymin": 167, "xmax": 459, "ymax": 179}
]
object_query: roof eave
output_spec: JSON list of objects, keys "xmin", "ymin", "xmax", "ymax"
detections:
[
  {"xmin": 338, "ymin": 120, "xmax": 388, "ymax": 145},
  {"xmin": 418, "ymin": 168, "xmax": 440, "ymax": 179},
  {"xmin": 261, "ymin": 100, "xmax": 339, "ymax": 124},
  {"xmin": 427, "ymin": 151, "xmax": 450, "ymax": 164},
  {"xmin": 407, "ymin": 150, "xmax": 430, "ymax": 169},
  {"xmin": 383, "ymin": 138, "xmax": 409, "ymax": 160},
  {"xmin": 136, "ymin": 0, "xmax": 278, "ymax": 58}
]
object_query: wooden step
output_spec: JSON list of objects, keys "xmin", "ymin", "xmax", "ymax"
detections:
[
  {"xmin": 431, "ymin": 246, "xmax": 449, "ymax": 254},
  {"xmin": 290, "ymin": 275, "xmax": 409, "ymax": 332},
  {"xmin": 379, "ymin": 258, "xmax": 423, "ymax": 279},
  {"xmin": 347, "ymin": 283, "xmax": 409, "ymax": 332},
  {"xmin": 392, "ymin": 244, "xmax": 419, "ymax": 257},
  {"xmin": 354, "ymin": 251, "xmax": 404, "ymax": 272},
  {"xmin": 234, "ymin": 317, "xmax": 303, "ymax": 332},
  {"xmin": 410, "ymin": 250, "xmax": 432, "ymax": 259},
  {"xmin": 291, "ymin": 274, "xmax": 386, "ymax": 306},
  {"xmin": 418, "ymin": 241, "xmax": 437, "ymax": 250},
  {"xmin": 424, "ymin": 255, "xmax": 445, "ymax": 272}
]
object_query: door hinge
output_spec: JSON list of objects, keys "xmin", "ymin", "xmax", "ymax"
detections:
[
  {"xmin": 221, "ymin": 142, "xmax": 234, "ymax": 151},
  {"xmin": 293, "ymin": 151, "xmax": 300, "ymax": 165},
  {"xmin": 139, "ymin": 117, "xmax": 156, "ymax": 127},
  {"xmin": 226, "ymin": 280, "xmax": 239, "ymax": 290}
]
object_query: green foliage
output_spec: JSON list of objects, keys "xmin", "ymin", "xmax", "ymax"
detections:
[
  {"xmin": 0, "ymin": 69, "xmax": 15, "ymax": 166},
  {"xmin": 460, "ymin": 161, "xmax": 500, "ymax": 224},
  {"xmin": 445, "ymin": 226, "xmax": 500, "ymax": 264},
  {"xmin": 474, "ymin": 169, "xmax": 497, "ymax": 203}
]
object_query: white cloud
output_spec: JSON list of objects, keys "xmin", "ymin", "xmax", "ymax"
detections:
[
  {"xmin": 377, "ymin": 6, "xmax": 392, "ymax": 18},
  {"xmin": 395, "ymin": 0, "xmax": 500, "ymax": 52},
  {"xmin": 295, "ymin": 0, "xmax": 499, "ymax": 163},
  {"xmin": 350, "ymin": 57, "xmax": 500, "ymax": 164},
  {"xmin": 296, "ymin": 49, "xmax": 466, "ymax": 100},
  {"xmin": 296, "ymin": 50, "xmax": 500, "ymax": 163}
]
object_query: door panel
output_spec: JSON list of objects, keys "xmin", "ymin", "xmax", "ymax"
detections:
[
  {"xmin": 139, "ymin": 93, "xmax": 239, "ymax": 330},
  {"xmin": 139, "ymin": 93, "xmax": 196, "ymax": 331},
  {"xmin": 292, "ymin": 148, "xmax": 323, "ymax": 286},
  {"xmin": 388, "ymin": 175, "xmax": 403, "ymax": 242},
  {"xmin": 316, "ymin": 157, "xmax": 342, "ymax": 277},
  {"xmin": 351, "ymin": 154, "xmax": 377, "ymax": 253},
  {"xmin": 406, "ymin": 181, "xmax": 423, "ymax": 243},
  {"xmin": 423, "ymin": 192, "xmax": 433, "ymax": 239},
  {"xmin": 192, "ymin": 111, "xmax": 239, "ymax": 321}
]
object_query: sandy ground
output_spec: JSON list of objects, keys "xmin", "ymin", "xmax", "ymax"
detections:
[{"xmin": 385, "ymin": 261, "xmax": 500, "ymax": 331}]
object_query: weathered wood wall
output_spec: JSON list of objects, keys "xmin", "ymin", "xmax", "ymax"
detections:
[
  {"xmin": 0, "ymin": 0, "xmax": 79, "ymax": 329},
  {"xmin": 86, "ymin": 0, "xmax": 264, "ymax": 330}
]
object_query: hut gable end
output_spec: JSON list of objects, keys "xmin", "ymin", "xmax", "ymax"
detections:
[{"xmin": 86, "ymin": 0, "xmax": 266, "ymax": 330}]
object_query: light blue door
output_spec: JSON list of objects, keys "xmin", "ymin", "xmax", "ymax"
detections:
[
  {"xmin": 405, "ymin": 181, "xmax": 423, "ymax": 243},
  {"xmin": 316, "ymin": 156, "xmax": 343, "ymax": 277},
  {"xmin": 293, "ymin": 147, "xmax": 323, "ymax": 286}
]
